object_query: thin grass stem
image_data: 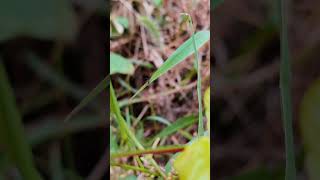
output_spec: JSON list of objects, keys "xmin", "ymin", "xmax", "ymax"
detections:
[
  {"xmin": 280, "ymin": 0, "xmax": 296, "ymax": 179},
  {"xmin": 186, "ymin": 14, "xmax": 204, "ymax": 136}
]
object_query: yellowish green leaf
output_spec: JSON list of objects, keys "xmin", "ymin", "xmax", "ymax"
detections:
[
  {"xmin": 174, "ymin": 136, "xmax": 210, "ymax": 180},
  {"xmin": 300, "ymin": 78, "xmax": 320, "ymax": 180}
]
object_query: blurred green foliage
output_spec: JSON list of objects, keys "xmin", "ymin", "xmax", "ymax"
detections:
[
  {"xmin": 300, "ymin": 78, "xmax": 320, "ymax": 180},
  {"xmin": 0, "ymin": 0, "xmax": 77, "ymax": 42}
]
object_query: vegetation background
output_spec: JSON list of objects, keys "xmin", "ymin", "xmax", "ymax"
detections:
[
  {"xmin": 0, "ymin": 0, "xmax": 108, "ymax": 179},
  {"xmin": 213, "ymin": 0, "xmax": 320, "ymax": 179},
  {"xmin": 0, "ymin": 0, "xmax": 320, "ymax": 179},
  {"xmin": 110, "ymin": 0, "xmax": 210, "ymax": 179}
]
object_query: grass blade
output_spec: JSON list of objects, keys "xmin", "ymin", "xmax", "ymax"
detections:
[
  {"xmin": 188, "ymin": 15, "xmax": 204, "ymax": 136},
  {"xmin": 110, "ymin": 82, "xmax": 166, "ymax": 177},
  {"xmin": 0, "ymin": 61, "xmax": 42, "ymax": 180},
  {"xmin": 110, "ymin": 82, "xmax": 143, "ymax": 149},
  {"xmin": 146, "ymin": 116, "xmax": 171, "ymax": 126},
  {"xmin": 149, "ymin": 30, "xmax": 209, "ymax": 83},
  {"xmin": 131, "ymin": 30, "xmax": 209, "ymax": 99},
  {"xmin": 152, "ymin": 115, "xmax": 197, "ymax": 140},
  {"xmin": 64, "ymin": 75, "xmax": 109, "ymax": 122},
  {"xmin": 280, "ymin": 0, "xmax": 296, "ymax": 179}
]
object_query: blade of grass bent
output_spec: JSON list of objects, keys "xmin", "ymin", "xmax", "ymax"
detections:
[
  {"xmin": 130, "ymin": 30, "xmax": 210, "ymax": 100},
  {"xmin": 150, "ymin": 115, "xmax": 197, "ymax": 143},
  {"xmin": 64, "ymin": 75, "xmax": 109, "ymax": 122},
  {"xmin": 0, "ymin": 61, "xmax": 42, "ymax": 180}
]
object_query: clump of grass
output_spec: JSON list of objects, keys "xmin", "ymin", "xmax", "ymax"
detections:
[{"xmin": 110, "ymin": 12, "xmax": 210, "ymax": 179}]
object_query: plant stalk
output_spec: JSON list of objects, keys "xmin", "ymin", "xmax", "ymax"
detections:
[
  {"xmin": 280, "ymin": 0, "xmax": 296, "ymax": 179},
  {"xmin": 187, "ymin": 14, "xmax": 204, "ymax": 136}
]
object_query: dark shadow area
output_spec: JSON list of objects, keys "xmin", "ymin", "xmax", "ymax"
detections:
[
  {"xmin": 0, "ymin": 0, "xmax": 108, "ymax": 179},
  {"xmin": 212, "ymin": 0, "xmax": 320, "ymax": 179}
]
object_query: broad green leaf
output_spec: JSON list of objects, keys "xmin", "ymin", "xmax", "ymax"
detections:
[
  {"xmin": 110, "ymin": 53, "xmax": 135, "ymax": 75},
  {"xmin": 174, "ymin": 136, "xmax": 210, "ymax": 180},
  {"xmin": 0, "ymin": 0, "xmax": 77, "ymax": 42},
  {"xmin": 152, "ymin": 115, "xmax": 197, "ymax": 140},
  {"xmin": 204, "ymin": 87, "xmax": 210, "ymax": 133},
  {"xmin": 137, "ymin": 16, "xmax": 162, "ymax": 45},
  {"xmin": 131, "ymin": 30, "xmax": 210, "ymax": 99},
  {"xmin": 0, "ymin": 61, "xmax": 42, "ymax": 179},
  {"xmin": 300, "ymin": 78, "xmax": 320, "ymax": 180}
]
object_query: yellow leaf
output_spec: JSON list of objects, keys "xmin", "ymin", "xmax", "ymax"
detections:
[{"xmin": 174, "ymin": 136, "xmax": 210, "ymax": 180}]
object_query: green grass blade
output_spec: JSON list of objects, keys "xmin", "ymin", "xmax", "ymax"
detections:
[
  {"xmin": 280, "ymin": 0, "xmax": 296, "ymax": 179},
  {"xmin": 131, "ymin": 30, "xmax": 210, "ymax": 99},
  {"xmin": 188, "ymin": 17, "xmax": 204, "ymax": 136},
  {"xmin": 0, "ymin": 61, "xmax": 42, "ymax": 180},
  {"xmin": 117, "ymin": 77, "xmax": 137, "ymax": 93},
  {"xmin": 150, "ymin": 30, "xmax": 209, "ymax": 83},
  {"xmin": 110, "ymin": 82, "xmax": 144, "ymax": 149},
  {"xmin": 110, "ymin": 82, "xmax": 166, "ymax": 178},
  {"xmin": 146, "ymin": 116, "xmax": 171, "ymax": 126},
  {"xmin": 151, "ymin": 115, "xmax": 197, "ymax": 140},
  {"xmin": 64, "ymin": 75, "xmax": 109, "ymax": 122}
]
